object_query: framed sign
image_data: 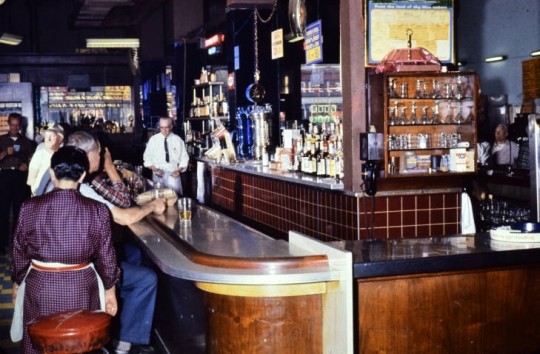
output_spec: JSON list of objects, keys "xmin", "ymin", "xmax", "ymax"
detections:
[{"xmin": 366, "ymin": 0, "xmax": 454, "ymax": 65}]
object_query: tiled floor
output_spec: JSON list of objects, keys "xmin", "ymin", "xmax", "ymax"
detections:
[{"xmin": 0, "ymin": 252, "xmax": 19, "ymax": 354}]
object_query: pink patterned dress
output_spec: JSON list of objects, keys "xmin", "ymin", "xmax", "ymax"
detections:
[{"xmin": 10, "ymin": 188, "xmax": 121, "ymax": 354}]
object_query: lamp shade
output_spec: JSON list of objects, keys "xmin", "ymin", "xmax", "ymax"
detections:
[{"xmin": 375, "ymin": 47, "xmax": 441, "ymax": 73}]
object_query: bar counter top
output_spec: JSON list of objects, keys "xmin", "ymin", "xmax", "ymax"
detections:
[
  {"xmin": 194, "ymin": 156, "xmax": 346, "ymax": 191},
  {"xmin": 331, "ymin": 233, "xmax": 540, "ymax": 279},
  {"xmin": 129, "ymin": 200, "xmax": 540, "ymax": 282},
  {"xmin": 128, "ymin": 202, "xmax": 343, "ymax": 285}
]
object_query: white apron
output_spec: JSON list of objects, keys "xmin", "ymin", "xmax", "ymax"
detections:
[{"xmin": 10, "ymin": 260, "xmax": 105, "ymax": 342}]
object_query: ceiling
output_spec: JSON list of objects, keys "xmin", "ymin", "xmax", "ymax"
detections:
[{"xmin": 73, "ymin": 0, "xmax": 166, "ymax": 27}]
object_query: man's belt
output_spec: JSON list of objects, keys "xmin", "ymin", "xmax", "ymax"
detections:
[{"xmin": 0, "ymin": 167, "xmax": 17, "ymax": 171}]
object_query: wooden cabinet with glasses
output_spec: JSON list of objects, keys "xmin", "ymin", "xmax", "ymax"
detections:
[{"xmin": 370, "ymin": 71, "xmax": 479, "ymax": 178}]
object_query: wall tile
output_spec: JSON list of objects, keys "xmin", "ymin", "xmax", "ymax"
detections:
[
  {"xmin": 402, "ymin": 211, "xmax": 416, "ymax": 226},
  {"xmin": 417, "ymin": 210, "xmax": 430, "ymax": 225},
  {"xmin": 210, "ymin": 169, "xmax": 462, "ymax": 242},
  {"xmin": 417, "ymin": 225, "xmax": 430, "ymax": 237},
  {"xmin": 417, "ymin": 195, "xmax": 430, "ymax": 209},
  {"xmin": 402, "ymin": 226, "xmax": 416, "ymax": 238},
  {"xmin": 388, "ymin": 197, "xmax": 401, "ymax": 211}
]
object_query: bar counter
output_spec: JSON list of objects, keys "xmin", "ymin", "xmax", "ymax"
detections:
[
  {"xmin": 128, "ymin": 201, "xmax": 540, "ymax": 353},
  {"xmin": 194, "ymin": 156, "xmax": 346, "ymax": 191},
  {"xmin": 128, "ymin": 202, "xmax": 352, "ymax": 354},
  {"xmin": 332, "ymin": 235, "xmax": 540, "ymax": 353},
  {"xmin": 332, "ymin": 233, "xmax": 540, "ymax": 278},
  {"xmin": 129, "ymin": 203, "xmax": 343, "ymax": 284},
  {"xmin": 191, "ymin": 157, "xmax": 464, "ymax": 241}
]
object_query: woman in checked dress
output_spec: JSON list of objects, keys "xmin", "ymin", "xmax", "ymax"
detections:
[{"xmin": 10, "ymin": 146, "xmax": 121, "ymax": 354}]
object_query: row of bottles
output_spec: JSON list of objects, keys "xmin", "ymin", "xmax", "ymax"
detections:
[
  {"xmin": 189, "ymin": 92, "xmax": 228, "ymax": 119},
  {"xmin": 278, "ymin": 122, "xmax": 344, "ymax": 180}
]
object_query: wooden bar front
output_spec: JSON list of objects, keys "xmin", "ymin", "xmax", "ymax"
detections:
[
  {"xmin": 199, "ymin": 283, "xmax": 324, "ymax": 354},
  {"xmin": 357, "ymin": 265, "xmax": 540, "ymax": 353}
]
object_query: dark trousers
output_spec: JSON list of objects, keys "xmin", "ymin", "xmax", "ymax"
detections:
[{"xmin": 0, "ymin": 169, "xmax": 30, "ymax": 249}]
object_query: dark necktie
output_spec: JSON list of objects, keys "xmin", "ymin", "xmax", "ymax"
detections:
[{"xmin": 164, "ymin": 137, "xmax": 170, "ymax": 162}]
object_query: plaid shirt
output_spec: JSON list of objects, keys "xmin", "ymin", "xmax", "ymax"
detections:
[{"xmin": 90, "ymin": 175, "xmax": 131, "ymax": 208}]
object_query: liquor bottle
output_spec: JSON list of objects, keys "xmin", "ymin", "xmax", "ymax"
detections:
[
  {"xmin": 316, "ymin": 140, "xmax": 327, "ymax": 177},
  {"xmin": 335, "ymin": 140, "xmax": 344, "ymax": 180},
  {"xmin": 301, "ymin": 137, "xmax": 312, "ymax": 174},
  {"xmin": 310, "ymin": 138, "xmax": 318, "ymax": 176},
  {"xmin": 221, "ymin": 97, "xmax": 229, "ymax": 117},
  {"xmin": 326, "ymin": 140, "xmax": 336, "ymax": 178},
  {"xmin": 189, "ymin": 99, "xmax": 196, "ymax": 118},
  {"xmin": 194, "ymin": 98, "xmax": 201, "ymax": 117},
  {"xmin": 293, "ymin": 137, "xmax": 303, "ymax": 172}
]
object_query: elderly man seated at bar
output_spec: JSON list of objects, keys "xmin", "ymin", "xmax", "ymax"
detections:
[{"xmin": 27, "ymin": 123, "xmax": 65, "ymax": 196}]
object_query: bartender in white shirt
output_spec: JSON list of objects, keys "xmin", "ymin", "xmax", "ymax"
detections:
[
  {"xmin": 477, "ymin": 123, "xmax": 519, "ymax": 166},
  {"xmin": 491, "ymin": 124, "xmax": 519, "ymax": 166},
  {"xmin": 143, "ymin": 117, "xmax": 189, "ymax": 194}
]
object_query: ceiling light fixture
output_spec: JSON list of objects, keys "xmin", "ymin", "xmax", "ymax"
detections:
[
  {"xmin": 86, "ymin": 38, "xmax": 140, "ymax": 48},
  {"xmin": 485, "ymin": 55, "xmax": 506, "ymax": 63},
  {"xmin": 0, "ymin": 33, "xmax": 23, "ymax": 46},
  {"xmin": 531, "ymin": 50, "xmax": 540, "ymax": 57}
]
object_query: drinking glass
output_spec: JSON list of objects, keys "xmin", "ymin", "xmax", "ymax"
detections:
[
  {"xmin": 178, "ymin": 198, "xmax": 192, "ymax": 224},
  {"xmin": 414, "ymin": 80, "xmax": 423, "ymax": 99},
  {"xmin": 453, "ymin": 104, "xmax": 463, "ymax": 124},
  {"xmin": 399, "ymin": 83, "xmax": 408, "ymax": 98},
  {"xmin": 464, "ymin": 105, "xmax": 474, "ymax": 123},
  {"xmin": 431, "ymin": 80, "xmax": 442, "ymax": 99},
  {"xmin": 432, "ymin": 101, "xmax": 443, "ymax": 124},
  {"xmin": 388, "ymin": 107, "xmax": 397, "ymax": 126},
  {"xmin": 421, "ymin": 107, "xmax": 431, "ymax": 124},
  {"xmin": 455, "ymin": 76, "xmax": 464, "ymax": 100},
  {"xmin": 444, "ymin": 83, "xmax": 454, "ymax": 99},
  {"xmin": 445, "ymin": 103, "xmax": 454, "ymax": 123},
  {"xmin": 388, "ymin": 78, "xmax": 397, "ymax": 98},
  {"xmin": 397, "ymin": 107, "xmax": 408, "ymax": 125},
  {"xmin": 409, "ymin": 103, "xmax": 420, "ymax": 125},
  {"xmin": 152, "ymin": 188, "xmax": 164, "ymax": 200},
  {"xmin": 462, "ymin": 76, "xmax": 473, "ymax": 99}
]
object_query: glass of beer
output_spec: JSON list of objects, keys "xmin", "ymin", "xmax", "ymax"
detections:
[{"xmin": 178, "ymin": 198, "xmax": 192, "ymax": 224}]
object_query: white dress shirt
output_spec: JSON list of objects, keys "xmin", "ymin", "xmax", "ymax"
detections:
[
  {"xmin": 491, "ymin": 140, "xmax": 519, "ymax": 165},
  {"xmin": 143, "ymin": 132, "xmax": 189, "ymax": 194}
]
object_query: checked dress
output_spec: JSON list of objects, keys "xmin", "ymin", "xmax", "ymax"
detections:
[{"xmin": 10, "ymin": 189, "xmax": 121, "ymax": 354}]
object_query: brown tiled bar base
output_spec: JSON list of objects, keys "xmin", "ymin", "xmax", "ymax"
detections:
[{"xmin": 211, "ymin": 167, "xmax": 461, "ymax": 241}]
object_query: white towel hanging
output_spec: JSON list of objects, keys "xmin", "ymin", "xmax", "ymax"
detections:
[{"xmin": 461, "ymin": 192, "xmax": 476, "ymax": 234}]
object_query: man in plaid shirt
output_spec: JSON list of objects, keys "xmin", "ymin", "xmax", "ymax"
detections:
[{"xmin": 90, "ymin": 147, "xmax": 131, "ymax": 208}]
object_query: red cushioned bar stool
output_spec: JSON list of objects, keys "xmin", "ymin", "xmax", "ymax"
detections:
[{"xmin": 28, "ymin": 309, "xmax": 112, "ymax": 354}]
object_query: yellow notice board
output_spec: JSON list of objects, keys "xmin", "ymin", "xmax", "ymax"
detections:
[
  {"xmin": 366, "ymin": 0, "xmax": 454, "ymax": 64},
  {"xmin": 522, "ymin": 58, "xmax": 540, "ymax": 113}
]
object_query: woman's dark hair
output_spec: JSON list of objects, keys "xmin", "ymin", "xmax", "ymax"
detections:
[{"xmin": 51, "ymin": 146, "xmax": 89, "ymax": 182}]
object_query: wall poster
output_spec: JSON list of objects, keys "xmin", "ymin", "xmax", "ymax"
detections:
[{"xmin": 366, "ymin": 0, "xmax": 454, "ymax": 65}]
